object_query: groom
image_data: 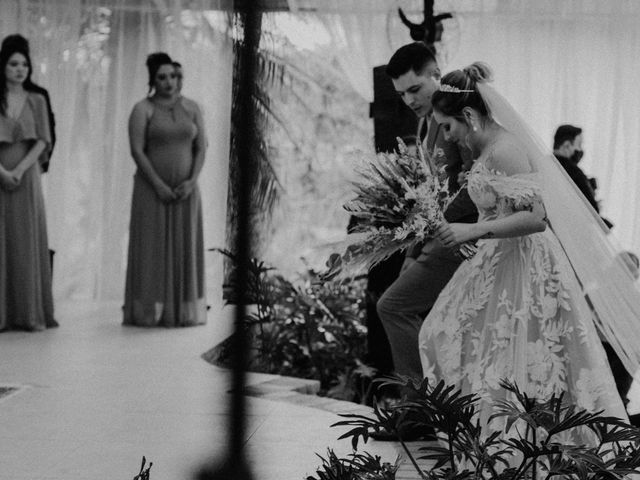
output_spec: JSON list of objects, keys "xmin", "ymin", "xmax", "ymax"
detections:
[{"xmin": 377, "ymin": 42, "xmax": 478, "ymax": 394}]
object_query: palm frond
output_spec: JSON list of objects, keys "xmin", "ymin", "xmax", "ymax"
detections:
[
  {"xmin": 498, "ymin": 379, "xmax": 541, "ymax": 412},
  {"xmin": 545, "ymin": 405, "xmax": 607, "ymax": 438},
  {"xmin": 590, "ymin": 421, "xmax": 640, "ymax": 444},
  {"xmin": 322, "ymin": 377, "xmax": 640, "ymax": 480},
  {"xmin": 225, "ymin": 12, "xmax": 338, "ymax": 265},
  {"xmin": 489, "ymin": 398, "xmax": 538, "ymax": 433},
  {"xmin": 500, "ymin": 437, "xmax": 559, "ymax": 459},
  {"xmin": 306, "ymin": 449, "xmax": 355, "ymax": 480}
]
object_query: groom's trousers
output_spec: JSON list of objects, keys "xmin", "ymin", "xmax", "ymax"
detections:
[
  {"xmin": 376, "ymin": 187, "xmax": 478, "ymax": 381},
  {"xmin": 376, "ymin": 245, "xmax": 462, "ymax": 381}
]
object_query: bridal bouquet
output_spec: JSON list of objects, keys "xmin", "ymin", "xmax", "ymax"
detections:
[{"xmin": 324, "ymin": 139, "xmax": 452, "ymax": 279}]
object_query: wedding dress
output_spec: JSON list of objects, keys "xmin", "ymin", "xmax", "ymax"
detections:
[
  {"xmin": 418, "ymin": 157, "xmax": 627, "ymax": 435},
  {"xmin": 417, "ymin": 79, "xmax": 640, "ymax": 441}
]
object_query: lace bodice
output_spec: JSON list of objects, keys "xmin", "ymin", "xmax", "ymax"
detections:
[{"xmin": 467, "ymin": 161, "xmax": 542, "ymax": 222}]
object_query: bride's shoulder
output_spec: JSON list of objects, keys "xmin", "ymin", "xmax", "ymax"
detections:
[{"xmin": 485, "ymin": 134, "xmax": 532, "ymax": 176}]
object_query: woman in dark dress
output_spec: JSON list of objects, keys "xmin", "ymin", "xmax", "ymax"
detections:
[
  {"xmin": 123, "ymin": 52, "xmax": 207, "ymax": 327},
  {"xmin": 0, "ymin": 41, "xmax": 55, "ymax": 331}
]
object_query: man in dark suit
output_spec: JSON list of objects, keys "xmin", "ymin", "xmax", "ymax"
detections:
[
  {"xmin": 553, "ymin": 124, "xmax": 612, "ymax": 228},
  {"xmin": 554, "ymin": 125, "xmax": 637, "ymax": 422},
  {"xmin": 553, "ymin": 125, "xmax": 598, "ymax": 209},
  {"xmin": 1, "ymin": 34, "xmax": 56, "ymax": 172},
  {"xmin": 375, "ymin": 43, "xmax": 478, "ymax": 411}
]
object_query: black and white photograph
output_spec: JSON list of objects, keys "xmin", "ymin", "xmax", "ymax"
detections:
[{"xmin": 2, "ymin": 1, "xmax": 640, "ymax": 479}]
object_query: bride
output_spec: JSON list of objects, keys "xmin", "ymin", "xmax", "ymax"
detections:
[{"xmin": 418, "ymin": 62, "xmax": 640, "ymax": 438}]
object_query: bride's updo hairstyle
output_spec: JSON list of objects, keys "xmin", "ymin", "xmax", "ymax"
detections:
[{"xmin": 431, "ymin": 61, "xmax": 493, "ymax": 119}]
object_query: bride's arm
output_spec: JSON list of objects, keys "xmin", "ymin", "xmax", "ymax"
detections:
[
  {"xmin": 436, "ymin": 203, "xmax": 546, "ymax": 247},
  {"xmin": 435, "ymin": 143, "xmax": 547, "ymax": 247}
]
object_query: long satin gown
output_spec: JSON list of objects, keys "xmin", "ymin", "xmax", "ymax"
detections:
[
  {"xmin": 418, "ymin": 159, "xmax": 627, "ymax": 444},
  {"xmin": 123, "ymin": 98, "xmax": 206, "ymax": 327},
  {"xmin": 0, "ymin": 92, "xmax": 54, "ymax": 331}
]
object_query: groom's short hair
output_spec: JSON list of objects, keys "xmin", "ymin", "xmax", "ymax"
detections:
[
  {"xmin": 553, "ymin": 124, "xmax": 582, "ymax": 149},
  {"xmin": 386, "ymin": 42, "xmax": 437, "ymax": 79}
]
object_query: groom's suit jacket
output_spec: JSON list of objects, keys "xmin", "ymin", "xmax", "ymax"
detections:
[{"xmin": 407, "ymin": 115, "xmax": 478, "ymax": 261}]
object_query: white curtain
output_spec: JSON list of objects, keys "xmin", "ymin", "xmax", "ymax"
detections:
[
  {"xmin": 315, "ymin": 2, "xmax": 388, "ymax": 101},
  {"xmin": 0, "ymin": 0, "xmax": 233, "ymax": 302},
  {"xmin": 5, "ymin": 0, "xmax": 640, "ymax": 302},
  {"xmin": 304, "ymin": 0, "xmax": 640, "ymax": 255}
]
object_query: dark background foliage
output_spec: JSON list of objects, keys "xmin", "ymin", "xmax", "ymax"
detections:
[{"xmin": 206, "ymin": 250, "xmax": 375, "ymax": 401}]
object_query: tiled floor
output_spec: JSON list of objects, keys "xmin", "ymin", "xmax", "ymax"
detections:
[{"xmin": 0, "ymin": 300, "xmax": 401, "ymax": 480}]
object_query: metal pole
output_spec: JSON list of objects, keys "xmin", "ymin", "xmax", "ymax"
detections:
[{"xmin": 197, "ymin": 2, "xmax": 260, "ymax": 479}]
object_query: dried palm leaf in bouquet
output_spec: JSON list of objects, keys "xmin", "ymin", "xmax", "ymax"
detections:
[{"xmin": 324, "ymin": 139, "xmax": 457, "ymax": 280}]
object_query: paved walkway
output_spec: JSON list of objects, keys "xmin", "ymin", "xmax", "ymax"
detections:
[{"xmin": 0, "ymin": 300, "xmax": 418, "ymax": 480}]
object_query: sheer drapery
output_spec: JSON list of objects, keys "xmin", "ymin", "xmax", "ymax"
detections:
[
  {"xmin": 307, "ymin": 0, "xmax": 640, "ymax": 255},
  {"xmin": 315, "ymin": 1, "xmax": 394, "ymax": 101},
  {"xmin": 0, "ymin": 0, "xmax": 233, "ymax": 302},
  {"xmin": 5, "ymin": 0, "xmax": 640, "ymax": 301}
]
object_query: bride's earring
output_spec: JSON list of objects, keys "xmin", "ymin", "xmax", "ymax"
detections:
[{"xmin": 464, "ymin": 108, "xmax": 478, "ymax": 132}]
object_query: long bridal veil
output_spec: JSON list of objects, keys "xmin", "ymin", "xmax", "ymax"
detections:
[{"xmin": 476, "ymin": 81, "xmax": 640, "ymax": 378}]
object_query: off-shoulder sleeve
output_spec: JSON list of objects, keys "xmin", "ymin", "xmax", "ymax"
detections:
[{"xmin": 486, "ymin": 172, "xmax": 542, "ymax": 210}]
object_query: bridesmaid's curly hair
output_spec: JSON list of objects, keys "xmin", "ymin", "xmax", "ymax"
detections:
[
  {"xmin": 145, "ymin": 52, "xmax": 173, "ymax": 95},
  {"xmin": 431, "ymin": 62, "xmax": 493, "ymax": 119}
]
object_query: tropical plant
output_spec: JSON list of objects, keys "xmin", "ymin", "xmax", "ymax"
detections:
[
  {"xmin": 306, "ymin": 449, "xmax": 399, "ymax": 480},
  {"xmin": 225, "ymin": 13, "xmax": 329, "ymax": 261},
  {"xmin": 208, "ymin": 248, "xmax": 374, "ymax": 400},
  {"xmin": 225, "ymin": 10, "xmax": 280, "ymax": 262},
  {"xmin": 225, "ymin": 12, "xmax": 372, "ymax": 278},
  {"xmin": 332, "ymin": 376, "xmax": 640, "ymax": 480}
]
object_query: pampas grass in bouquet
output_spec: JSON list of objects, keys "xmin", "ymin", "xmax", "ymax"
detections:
[{"xmin": 324, "ymin": 139, "xmax": 452, "ymax": 280}]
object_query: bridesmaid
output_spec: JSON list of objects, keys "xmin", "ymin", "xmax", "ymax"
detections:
[
  {"xmin": 123, "ymin": 52, "xmax": 207, "ymax": 327},
  {"xmin": 0, "ymin": 40, "xmax": 56, "ymax": 331}
]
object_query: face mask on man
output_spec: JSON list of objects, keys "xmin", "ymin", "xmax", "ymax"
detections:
[{"xmin": 571, "ymin": 149, "xmax": 584, "ymax": 163}]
